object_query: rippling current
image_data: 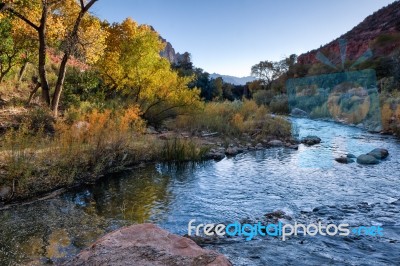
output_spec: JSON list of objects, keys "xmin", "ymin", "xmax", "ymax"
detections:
[{"xmin": 1, "ymin": 118, "xmax": 399, "ymax": 265}]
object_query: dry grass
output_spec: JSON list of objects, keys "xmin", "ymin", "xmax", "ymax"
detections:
[
  {"xmin": 170, "ymin": 100, "xmax": 291, "ymax": 140},
  {"xmin": 0, "ymin": 106, "xmax": 151, "ymax": 200},
  {"xmin": 0, "ymin": 104, "xmax": 212, "ymax": 201}
]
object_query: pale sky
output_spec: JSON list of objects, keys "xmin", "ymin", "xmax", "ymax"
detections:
[{"xmin": 92, "ymin": 0, "xmax": 396, "ymax": 77}]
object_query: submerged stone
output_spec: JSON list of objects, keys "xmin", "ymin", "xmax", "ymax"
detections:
[
  {"xmin": 367, "ymin": 148, "xmax": 389, "ymax": 160},
  {"xmin": 66, "ymin": 224, "xmax": 232, "ymax": 266},
  {"xmin": 357, "ymin": 154, "xmax": 380, "ymax": 165}
]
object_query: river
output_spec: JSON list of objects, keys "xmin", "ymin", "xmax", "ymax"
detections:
[{"xmin": 1, "ymin": 118, "xmax": 399, "ymax": 265}]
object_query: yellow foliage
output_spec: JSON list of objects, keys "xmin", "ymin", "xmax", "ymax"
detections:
[
  {"xmin": 97, "ymin": 18, "xmax": 201, "ymax": 123},
  {"xmin": 1, "ymin": 0, "xmax": 107, "ymax": 65},
  {"xmin": 381, "ymin": 103, "xmax": 392, "ymax": 131},
  {"xmin": 396, "ymin": 104, "xmax": 400, "ymax": 119}
]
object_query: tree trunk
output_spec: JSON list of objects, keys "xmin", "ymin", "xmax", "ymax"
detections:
[
  {"xmin": 51, "ymin": 55, "xmax": 68, "ymax": 116},
  {"xmin": 38, "ymin": 5, "xmax": 51, "ymax": 106},
  {"xmin": 27, "ymin": 80, "xmax": 41, "ymax": 105},
  {"xmin": 51, "ymin": 0, "xmax": 97, "ymax": 116},
  {"xmin": 18, "ymin": 61, "xmax": 29, "ymax": 82},
  {"xmin": 0, "ymin": 73, "xmax": 6, "ymax": 83},
  {"xmin": 0, "ymin": 53, "xmax": 15, "ymax": 83}
]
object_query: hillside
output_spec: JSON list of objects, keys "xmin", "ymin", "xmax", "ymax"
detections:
[{"xmin": 298, "ymin": 1, "xmax": 400, "ymax": 65}]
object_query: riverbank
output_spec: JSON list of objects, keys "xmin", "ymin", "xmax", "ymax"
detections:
[
  {"xmin": 1, "ymin": 117, "xmax": 398, "ymax": 265},
  {"xmin": 0, "ymin": 131, "xmax": 296, "ymax": 208},
  {"xmin": 0, "ymin": 101, "xmax": 293, "ymax": 205}
]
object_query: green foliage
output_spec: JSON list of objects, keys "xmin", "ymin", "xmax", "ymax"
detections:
[
  {"xmin": 310, "ymin": 103, "xmax": 330, "ymax": 118},
  {"xmin": 269, "ymin": 94, "xmax": 289, "ymax": 114},
  {"xmin": 0, "ymin": 18, "xmax": 19, "ymax": 82},
  {"xmin": 253, "ymin": 89, "xmax": 275, "ymax": 105},
  {"xmin": 62, "ymin": 68, "xmax": 105, "ymax": 109}
]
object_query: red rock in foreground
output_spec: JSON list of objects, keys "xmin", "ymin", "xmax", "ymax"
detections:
[{"xmin": 66, "ymin": 223, "xmax": 232, "ymax": 266}]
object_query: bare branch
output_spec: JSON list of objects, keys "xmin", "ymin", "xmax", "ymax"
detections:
[
  {"xmin": 82, "ymin": 0, "xmax": 98, "ymax": 12},
  {"xmin": 1, "ymin": 6, "xmax": 40, "ymax": 31}
]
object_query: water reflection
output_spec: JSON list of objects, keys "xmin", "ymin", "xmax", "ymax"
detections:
[
  {"xmin": 0, "ymin": 168, "xmax": 174, "ymax": 265},
  {"xmin": 0, "ymin": 118, "xmax": 399, "ymax": 265}
]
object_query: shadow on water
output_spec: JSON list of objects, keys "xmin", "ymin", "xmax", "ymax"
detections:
[{"xmin": 0, "ymin": 118, "xmax": 400, "ymax": 265}]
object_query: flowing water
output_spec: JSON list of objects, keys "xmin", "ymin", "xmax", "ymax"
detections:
[{"xmin": 1, "ymin": 118, "xmax": 399, "ymax": 265}]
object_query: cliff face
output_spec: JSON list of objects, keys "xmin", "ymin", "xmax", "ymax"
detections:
[
  {"xmin": 298, "ymin": 1, "xmax": 400, "ymax": 65},
  {"xmin": 159, "ymin": 38, "xmax": 177, "ymax": 63},
  {"xmin": 159, "ymin": 37, "xmax": 186, "ymax": 64}
]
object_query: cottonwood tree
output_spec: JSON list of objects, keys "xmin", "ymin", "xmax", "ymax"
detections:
[
  {"xmin": 0, "ymin": 18, "xmax": 19, "ymax": 82},
  {"xmin": 251, "ymin": 60, "xmax": 283, "ymax": 89},
  {"xmin": 97, "ymin": 18, "xmax": 201, "ymax": 125},
  {"xmin": 0, "ymin": 0, "xmax": 104, "ymax": 116}
]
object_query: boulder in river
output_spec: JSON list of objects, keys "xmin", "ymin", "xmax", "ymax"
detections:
[
  {"xmin": 225, "ymin": 147, "xmax": 239, "ymax": 156},
  {"xmin": 347, "ymin": 154, "xmax": 356, "ymax": 159},
  {"xmin": 66, "ymin": 223, "xmax": 232, "ymax": 266},
  {"xmin": 335, "ymin": 156, "xmax": 355, "ymax": 164},
  {"xmin": 264, "ymin": 210, "xmax": 292, "ymax": 221},
  {"xmin": 255, "ymin": 143, "xmax": 264, "ymax": 150},
  {"xmin": 301, "ymin": 136, "xmax": 321, "ymax": 146},
  {"xmin": 357, "ymin": 154, "xmax": 380, "ymax": 165},
  {"xmin": 268, "ymin": 140, "xmax": 284, "ymax": 147},
  {"xmin": 205, "ymin": 149, "xmax": 225, "ymax": 161},
  {"xmin": 367, "ymin": 148, "xmax": 389, "ymax": 160},
  {"xmin": 287, "ymin": 144, "xmax": 299, "ymax": 150}
]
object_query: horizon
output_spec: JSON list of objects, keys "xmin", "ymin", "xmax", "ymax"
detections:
[{"xmin": 92, "ymin": 0, "xmax": 396, "ymax": 77}]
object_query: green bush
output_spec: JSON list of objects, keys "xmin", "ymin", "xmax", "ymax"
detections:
[
  {"xmin": 62, "ymin": 69, "xmax": 105, "ymax": 110},
  {"xmin": 269, "ymin": 95, "xmax": 289, "ymax": 114},
  {"xmin": 253, "ymin": 89, "xmax": 275, "ymax": 105}
]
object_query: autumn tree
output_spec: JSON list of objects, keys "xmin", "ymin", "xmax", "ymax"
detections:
[
  {"xmin": 0, "ymin": 17, "xmax": 18, "ymax": 82},
  {"xmin": 251, "ymin": 60, "xmax": 283, "ymax": 89},
  {"xmin": 0, "ymin": 0, "xmax": 104, "ymax": 116},
  {"xmin": 251, "ymin": 55, "xmax": 298, "ymax": 89},
  {"xmin": 97, "ymin": 18, "xmax": 201, "ymax": 125}
]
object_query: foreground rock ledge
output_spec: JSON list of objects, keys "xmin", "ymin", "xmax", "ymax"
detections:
[{"xmin": 66, "ymin": 223, "xmax": 232, "ymax": 266}]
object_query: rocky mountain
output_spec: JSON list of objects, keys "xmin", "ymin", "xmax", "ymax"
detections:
[
  {"xmin": 159, "ymin": 37, "xmax": 187, "ymax": 64},
  {"xmin": 298, "ymin": 1, "xmax": 400, "ymax": 65},
  {"xmin": 159, "ymin": 37, "xmax": 256, "ymax": 85},
  {"xmin": 209, "ymin": 73, "xmax": 256, "ymax": 86}
]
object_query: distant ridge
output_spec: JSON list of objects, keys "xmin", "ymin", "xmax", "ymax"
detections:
[{"xmin": 209, "ymin": 73, "xmax": 256, "ymax": 86}]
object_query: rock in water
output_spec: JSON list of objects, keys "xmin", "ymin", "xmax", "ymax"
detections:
[
  {"xmin": 225, "ymin": 147, "xmax": 238, "ymax": 156},
  {"xmin": 335, "ymin": 157, "xmax": 355, "ymax": 164},
  {"xmin": 367, "ymin": 148, "xmax": 389, "ymax": 160},
  {"xmin": 268, "ymin": 140, "xmax": 284, "ymax": 147},
  {"xmin": 357, "ymin": 154, "xmax": 380, "ymax": 165},
  {"xmin": 301, "ymin": 136, "xmax": 321, "ymax": 146},
  {"xmin": 66, "ymin": 223, "xmax": 232, "ymax": 266}
]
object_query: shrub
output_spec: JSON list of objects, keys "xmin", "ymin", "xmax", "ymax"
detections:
[
  {"xmin": 0, "ymin": 105, "xmax": 146, "ymax": 200},
  {"xmin": 62, "ymin": 69, "xmax": 105, "ymax": 110},
  {"xmin": 170, "ymin": 100, "xmax": 291, "ymax": 139},
  {"xmin": 310, "ymin": 103, "xmax": 331, "ymax": 118},
  {"xmin": 161, "ymin": 138, "xmax": 209, "ymax": 162},
  {"xmin": 269, "ymin": 95, "xmax": 289, "ymax": 114},
  {"xmin": 253, "ymin": 89, "xmax": 275, "ymax": 105},
  {"xmin": 19, "ymin": 107, "xmax": 55, "ymax": 133}
]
